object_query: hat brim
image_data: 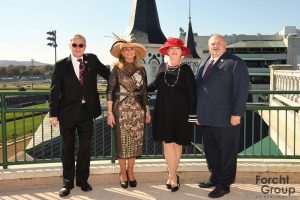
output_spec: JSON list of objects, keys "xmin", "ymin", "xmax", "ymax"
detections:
[
  {"xmin": 110, "ymin": 42, "xmax": 147, "ymax": 59},
  {"xmin": 159, "ymin": 45, "xmax": 190, "ymax": 56}
]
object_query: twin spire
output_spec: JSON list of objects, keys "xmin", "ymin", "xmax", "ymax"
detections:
[
  {"xmin": 126, "ymin": 0, "xmax": 200, "ymax": 58},
  {"xmin": 126, "ymin": 0, "xmax": 166, "ymax": 44}
]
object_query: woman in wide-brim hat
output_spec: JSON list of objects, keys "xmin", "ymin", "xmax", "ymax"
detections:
[
  {"xmin": 110, "ymin": 38, "xmax": 147, "ymax": 60},
  {"xmin": 107, "ymin": 35, "xmax": 151, "ymax": 189},
  {"xmin": 148, "ymin": 37, "xmax": 196, "ymax": 192}
]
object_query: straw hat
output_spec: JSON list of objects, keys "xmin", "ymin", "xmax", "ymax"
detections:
[
  {"xmin": 110, "ymin": 35, "xmax": 147, "ymax": 59},
  {"xmin": 159, "ymin": 37, "xmax": 190, "ymax": 56}
]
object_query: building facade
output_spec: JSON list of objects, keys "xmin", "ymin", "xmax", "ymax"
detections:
[{"xmin": 192, "ymin": 26, "xmax": 300, "ymax": 68}]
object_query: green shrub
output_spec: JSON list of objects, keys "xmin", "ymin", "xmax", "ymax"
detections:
[{"xmin": 18, "ymin": 87, "xmax": 27, "ymax": 91}]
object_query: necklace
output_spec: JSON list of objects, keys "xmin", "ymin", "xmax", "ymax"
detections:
[
  {"xmin": 166, "ymin": 63, "xmax": 182, "ymax": 71},
  {"xmin": 164, "ymin": 63, "xmax": 182, "ymax": 87}
]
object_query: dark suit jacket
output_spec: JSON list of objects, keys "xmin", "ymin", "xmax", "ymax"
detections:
[
  {"xmin": 196, "ymin": 52, "xmax": 249, "ymax": 127},
  {"xmin": 49, "ymin": 53, "xmax": 110, "ymax": 125}
]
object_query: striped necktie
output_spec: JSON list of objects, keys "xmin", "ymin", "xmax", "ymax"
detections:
[
  {"xmin": 203, "ymin": 59, "xmax": 214, "ymax": 78},
  {"xmin": 77, "ymin": 59, "xmax": 85, "ymax": 86}
]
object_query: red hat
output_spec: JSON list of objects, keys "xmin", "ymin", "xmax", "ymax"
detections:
[{"xmin": 159, "ymin": 37, "xmax": 190, "ymax": 56}]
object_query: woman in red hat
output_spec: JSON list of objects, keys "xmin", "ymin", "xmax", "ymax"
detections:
[{"xmin": 148, "ymin": 37, "xmax": 197, "ymax": 192}]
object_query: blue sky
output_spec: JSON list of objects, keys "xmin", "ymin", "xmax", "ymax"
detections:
[{"xmin": 1, "ymin": 0, "xmax": 300, "ymax": 65}]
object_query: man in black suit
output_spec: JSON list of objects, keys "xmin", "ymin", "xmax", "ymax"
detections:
[
  {"xmin": 49, "ymin": 34, "xmax": 110, "ymax": 197},
  {"xmin": 196, "ymin": 34, "xmax": 249, "ymax": 198}
]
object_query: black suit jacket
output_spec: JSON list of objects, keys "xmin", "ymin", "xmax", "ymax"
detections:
[
  {"xmin": 49, "ymin": 53, "xmax": 110, "ymax": 125},
  {"xmin": 196, "ymin": 52, "xmax": 249, "ymax": 127}
]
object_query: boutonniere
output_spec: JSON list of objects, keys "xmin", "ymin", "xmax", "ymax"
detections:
[
  {"xmin": 84, "ymin": 61, "xmax": 90, "ymax": 71},
  {"xmin": 220, "ymin": 59, "xmax": 224, "ymax": 63}
]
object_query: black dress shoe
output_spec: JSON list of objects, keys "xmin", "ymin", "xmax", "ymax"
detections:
[
  {"xmin": 77, "ymin": 182, "xmax": 92, "ymax": 192},
  {"xmin": 59, "ymin": 186, "xmax": 73, "ymax": 197},
  {"xmin": 80, "ymin": 183, "xmax": 93, "ymax": 192},
  {"xmin": 208, "ymin": 186, "xmax": 230, "ymax": 198},
  {"xmin": 198, "ymin": 180, "xmax": 216, "ymax": 188}
]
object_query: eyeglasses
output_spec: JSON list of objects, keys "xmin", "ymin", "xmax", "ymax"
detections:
[{"xmin": 71, "ymin": 43, "xmax": 85, "ymax": 48}]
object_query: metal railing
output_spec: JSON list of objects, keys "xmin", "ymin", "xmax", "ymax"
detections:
[{"xmin": 1, "ymin": 90, "xmax": 300, "ymax": 169}]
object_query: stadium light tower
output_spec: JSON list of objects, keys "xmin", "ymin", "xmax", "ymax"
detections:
[{"xmin": 46, "ymin": 30, "xmax": 57, "ymax": 63}]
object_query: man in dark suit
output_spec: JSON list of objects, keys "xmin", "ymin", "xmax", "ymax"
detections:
[
  {"xmin": 49, "ymin": 34, "xmax": 110, "ymax": 197},
  {"xmin": 196, "ymin": 34, "xmax": 249, "ymax": 198}
]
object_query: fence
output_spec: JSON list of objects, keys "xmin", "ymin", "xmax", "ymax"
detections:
[{"xmin": 1, "ymin": 90, "xmax": 300, "ymax": 169}]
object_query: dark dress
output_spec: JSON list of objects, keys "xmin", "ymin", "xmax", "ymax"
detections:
[{"xmin": 148, "ymin": 63, "xmax": 197, "ymax": 145}]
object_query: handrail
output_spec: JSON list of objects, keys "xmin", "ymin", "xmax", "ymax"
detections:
[{"xmin": 1, "ymin": 90, "xmax": 300, "ymax": 169}]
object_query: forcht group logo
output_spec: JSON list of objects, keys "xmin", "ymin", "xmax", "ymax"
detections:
[{"xmin": 255, "ymin": 175, "xmax": 296, "ymax": 198}]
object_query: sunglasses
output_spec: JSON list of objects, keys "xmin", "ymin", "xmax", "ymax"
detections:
[{"xmin": 71, "ymin": 43, "xmax": 85, "ymax": 48}]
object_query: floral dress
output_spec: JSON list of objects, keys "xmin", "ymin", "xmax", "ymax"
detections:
[{"xmin": 107, "ymin": 64, "xmax": 149, "ymax": 158}]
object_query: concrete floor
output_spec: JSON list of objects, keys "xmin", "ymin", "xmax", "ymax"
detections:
[{"xmin": 1, "ymin": 159, "xmax": 300, "ymax": 200}]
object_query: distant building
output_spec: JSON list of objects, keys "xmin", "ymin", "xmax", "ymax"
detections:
[{"xmin": 191, "ymin": 26, "xmax": 300, "ymax": 68}]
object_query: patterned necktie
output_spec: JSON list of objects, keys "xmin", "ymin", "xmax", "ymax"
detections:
[
  {"xmin": 77, "ymin": 59, "xmax": 85, "ymax": 85},
  {"xmin": 203, "ymin": 59, "xmax": 214, "ymax": 78}
]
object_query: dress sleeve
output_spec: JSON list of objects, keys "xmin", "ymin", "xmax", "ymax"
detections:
[
  {"xmin": 106, "ymin": 67, "xmax": 118, "ymax": 101},
  {"xmin": 141, "ymin": 68, "xmax": 150, "ymax": 112}
]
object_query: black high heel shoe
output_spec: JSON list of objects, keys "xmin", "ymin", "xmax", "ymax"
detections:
[
  {"xmin": 171, "ymin": 175, "xmax": 180, "ymax": 192},
  {"xmin": 119, "ymin": 174, "xmax": 128, "ymax": 188},
  {"xmin": 120, "ymin": 180, "xmax": 128, "ymax": 188},
  {"xmin": 126, "ymin": 171, "xmax": 137, "ymax": 187},
  {"xmin": 166, "ymin": 183, "xmax": 171, "ymax": 189},
  {"xmin": 166, "ymin": 173, "xmax": 179, "ymax": 189},
  {"xmin": 171, "ymin": 184, "xmax": 180, "ymax": 192}
]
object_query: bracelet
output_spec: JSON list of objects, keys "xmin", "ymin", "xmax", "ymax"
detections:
[
  {"xmin": 107, "ymin": 111, "xmax": 113, "ymax": 115},
  {"xmin": 146, "ymin": 106, "xmax": 150, "ymax": 113}
]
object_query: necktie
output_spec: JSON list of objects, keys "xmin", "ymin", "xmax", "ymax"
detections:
[
  {"xmin": 77, "ymin": 59, "xmax": 85, "ymax": 86},
  {"xmin": 203, "ymin": 59, "xmax": 214, "ymax": 78}
]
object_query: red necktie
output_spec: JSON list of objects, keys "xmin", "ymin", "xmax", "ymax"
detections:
[
  {"xmin": 203, "ymin": 59, "xmax": 214, "ymax": 78},
  {"xmin": 77, "ymin": 59, "xmax": 85, "ymax": 86}
]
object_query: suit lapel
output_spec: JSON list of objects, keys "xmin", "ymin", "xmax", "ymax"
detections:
[
  {"xmin": 203, "ymin": 53, "xmax": 227, "ymax": 81},
  {"xmin": 66, "ymin": 55, "xmax": 77, "ymax": 79},
  {"xmin": 196, "ymin": 57, "xmax": 210, "ymax": 83}
]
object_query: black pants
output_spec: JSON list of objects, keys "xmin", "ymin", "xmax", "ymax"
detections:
[
  {"xmin": 201, "ymin": 126, "xmax": 240, "ymax": 186},
  {"xmin": 59, "ymin": 104, "xmax": 93, "ymax": 187}
]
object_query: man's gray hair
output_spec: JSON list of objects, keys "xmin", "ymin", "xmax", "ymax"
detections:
[
  {"xmin": 208, "ymin": 34, "xmax": 226, "ymax": 43},
  {"xmin": 70, "ymin": 34, "xmax": 86, "ymax": 44}
]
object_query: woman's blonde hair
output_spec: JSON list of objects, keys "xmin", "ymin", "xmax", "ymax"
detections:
[{"xmin": 114, "ymin": 48, "xmax": 143, "ymax": 70}]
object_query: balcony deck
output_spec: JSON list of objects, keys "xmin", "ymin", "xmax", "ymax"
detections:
[{"xmin": 1, "ymin": 159, "xmax": 300, "ymax": 200}]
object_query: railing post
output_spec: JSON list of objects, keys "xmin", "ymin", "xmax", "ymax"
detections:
[
  {"xmin": 269, "ymin": 64, "xmax": 293, "ymax": 104},
  {"xmin": 111, "ymin": 128, "xmax": 116, "ymax": 163},
  {"xmin": 1, "ymin": 94, "xmax": 8, "ymax": 169}
]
